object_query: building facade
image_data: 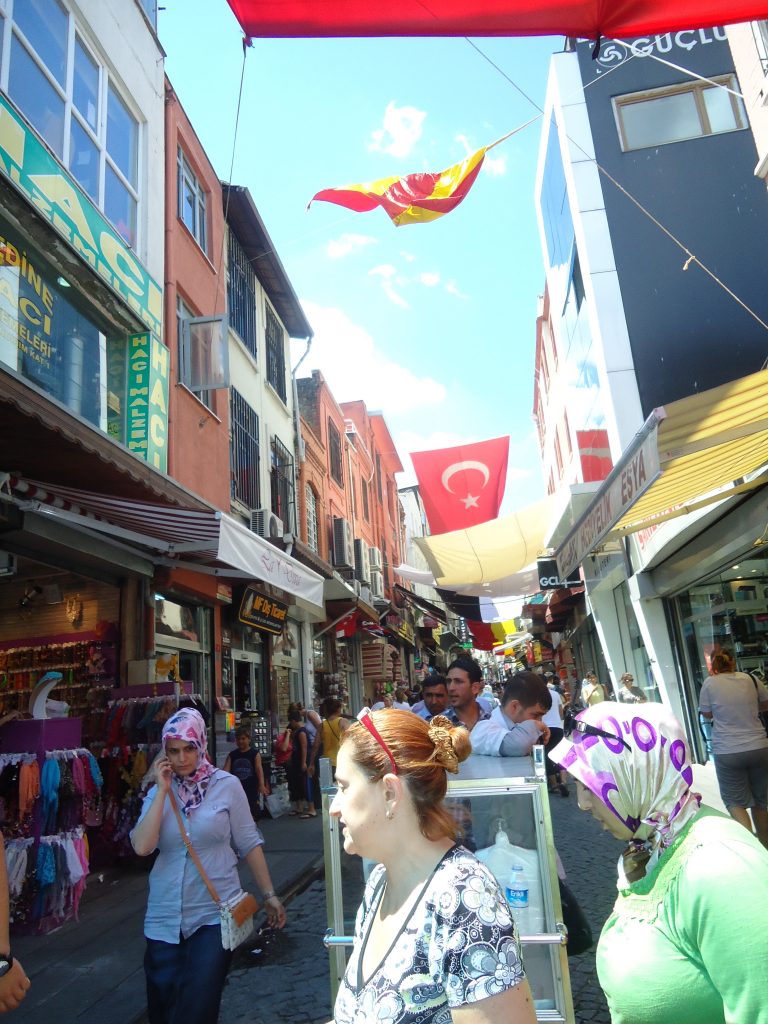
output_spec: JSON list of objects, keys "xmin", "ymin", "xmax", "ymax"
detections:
[{"xmin": 534, "ymin": 32, "xmax": 768, "ymax": 757}]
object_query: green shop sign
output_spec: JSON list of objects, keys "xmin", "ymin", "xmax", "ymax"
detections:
[
  {"xmin": 0, "ymin": 93, "xmax": 162, "ymax": 338},
  {"xmin": 127, "ymin": 333, "xmax": 169, "ymax": 471}
]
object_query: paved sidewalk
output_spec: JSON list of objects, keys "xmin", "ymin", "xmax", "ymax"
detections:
[{"xmin": 9, "ymin": 811, "xmax": 324, "ymax": 1024}]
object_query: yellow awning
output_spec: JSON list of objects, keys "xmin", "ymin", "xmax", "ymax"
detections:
[
  {"xmin": 616, "ymin": 368, "xmax": 768, "ymax": 534},
  {"xmin": 555, "ymin": 368, "xmax": 768, "ymax": 578},
  {"xmin": 414, "ymin": 496, "xmax": 559, "ymax": 588}
]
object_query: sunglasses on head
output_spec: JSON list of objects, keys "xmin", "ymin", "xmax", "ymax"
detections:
[
  {"xmin": 356, "ymin": 707, "xmax": 398, "ymax": 774},
  {"xmin": 563, "ymin": 709, "xmax": 630, "ymax": 751}
]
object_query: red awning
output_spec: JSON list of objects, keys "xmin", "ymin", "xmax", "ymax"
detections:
[{"xmin": 226, "ymin": 0, "xmax": 768, "ymax": 39}]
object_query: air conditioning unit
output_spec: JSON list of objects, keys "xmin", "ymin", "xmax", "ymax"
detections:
[
  {"xmin": 354, "ymin": 538, "xmax": 371, "ymax": 584},
  {"xmin": 250, "ymin": 508, "xmax": 284, "ymax": 540},
  {"xmin": 332, "ymin": 517, "xmax": 354, "ymax": 569},
  {"xmin": 352, "ymin": 580, "xmax": 362, "ymax": 597},
  {"xmin": 359, "ymin": 585, "xmax": 373, "ymax": 605},
  {"xmin": 370, "ymin": 569, "xmax": 384, "ymax": 599},
  {"xmin": 369, "ymin": 546, "xmax": 382, "ymax": 570}
]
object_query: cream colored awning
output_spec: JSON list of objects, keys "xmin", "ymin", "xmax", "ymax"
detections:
[
  {"xmin": 555, "ymin": 368, "xmax": 768, "ymax": 578},
  {"xmin": 414, "ymin": 496, "xmax": 559, "ymax": 588}
]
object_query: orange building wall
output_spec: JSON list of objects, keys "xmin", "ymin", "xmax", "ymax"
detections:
[{"xmin": 163, "ymin": 79, "xmax": 230, "ymax": 509}]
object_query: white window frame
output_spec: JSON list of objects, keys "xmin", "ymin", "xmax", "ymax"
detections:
[
  {"xmin": 0, "ymin": 0, "xmax": 141, "ymax": 249},
  {"xmin": 177, "ymin": 146, "xmax": 208, "ymax": 253},
  {"xmin": 305, "ymin": 483, "xmax": 318, "ymax": 553},
  {"xmin": 613, "ymin": 75, "xmax": 747, "ymax": 153}
]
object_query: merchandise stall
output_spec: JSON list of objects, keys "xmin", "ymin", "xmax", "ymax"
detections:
[{"xmin": 321, "ymin": 753, "xmax": 574, "ymax": 1022}]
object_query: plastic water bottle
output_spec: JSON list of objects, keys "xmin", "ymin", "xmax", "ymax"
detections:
[{"xmin": 505, "ymin": 866, "xmax": 530, "ymax": 934}]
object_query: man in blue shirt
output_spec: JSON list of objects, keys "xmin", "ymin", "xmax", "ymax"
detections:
[{"xmin": 412, "ymin": 674, "xmax": 449, "ymax": 720}]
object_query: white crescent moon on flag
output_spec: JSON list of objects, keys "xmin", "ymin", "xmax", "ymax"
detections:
[{"xmin": 441, "ymin": 461, "xmax": 490, "ymax": 494}]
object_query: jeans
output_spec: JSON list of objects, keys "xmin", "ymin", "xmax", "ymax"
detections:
[{"xmin": 145, "ymin": 924, "xmax": 233, "ymax": 1024}]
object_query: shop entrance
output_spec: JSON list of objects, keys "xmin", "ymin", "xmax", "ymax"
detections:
[{"xmin": 232, "ymin": 651, "xmax": 265, "ymax": 714}]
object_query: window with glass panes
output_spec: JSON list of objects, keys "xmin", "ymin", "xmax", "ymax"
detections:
[
  {"xmin": 230, "ymin": 389, "xmax": 260, "ymax": 509},
  {"xmin": 3, "ymin": 0, "xmax": 140, "ymax": 248},
  {"xmin": 227, "ymin": 230, "xmax": 257, "ymax": 358},
  {"xmin": 265, "ymin": 304, "xmax": 286, "ymax": 402},
  {"xmin": 361, "ymin": 477, "xmax": 370, "ymax": 522},
  {"xmin": 177, "ymin": 148, "xmax": 207, "ymax": 252},
  {"xmin": 176, "ymin": 295, "xmax": 212, "ymax": 409},
  {"xmin": 614, "ymin": 76, "xmax": 747, "ymax": 152},
  {"xmin": 305, "ymin": 484, "xmax": 319, "ymax": 553},
  {"xmin": 328, "ymin": 420, "xmax": 344, "ymax": 485},
  {"xmin": 270, "ymin": 435, "xmax": 294, "ymax": 530}
]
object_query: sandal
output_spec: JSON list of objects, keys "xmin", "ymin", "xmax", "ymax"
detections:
[{"xmin": 299, "ymin": 812, "xmax": 316, "ymax": 818}]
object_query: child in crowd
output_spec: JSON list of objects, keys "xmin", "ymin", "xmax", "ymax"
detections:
[{"xmin": 223, "ymin": 725, "xmax": 268, "ymax": 818}]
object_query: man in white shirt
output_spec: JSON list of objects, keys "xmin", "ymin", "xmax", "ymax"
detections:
[
  {"xmin": 411, "ymin": 675, "xmax": 449, "ymax": 720},
  {"xmin": 472, "ymin": 673, "xmax": 551, "ymax": 757}
]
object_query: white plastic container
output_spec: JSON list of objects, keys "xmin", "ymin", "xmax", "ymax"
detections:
[{"xmin": 476, "ymin": 827, "xmax": 545, "ymax": 934}]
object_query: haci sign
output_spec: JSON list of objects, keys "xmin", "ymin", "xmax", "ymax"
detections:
[{"xmin": 127, "ymin": 333, "xmax": 169, "ymax": 471}]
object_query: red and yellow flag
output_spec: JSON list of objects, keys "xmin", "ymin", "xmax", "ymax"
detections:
[{"xmin": 310, "ymin": 147, "xmax": 486, "ymax": 226}]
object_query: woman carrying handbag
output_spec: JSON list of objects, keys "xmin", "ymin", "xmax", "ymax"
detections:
[{"xmin": 131, "ymin": 708, "xmax": 286, "ymax": 1024}]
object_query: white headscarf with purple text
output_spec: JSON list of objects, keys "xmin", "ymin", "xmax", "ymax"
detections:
[{"xmin": 551, "ymin": 702, "xmax": 701, "ymax": 852}]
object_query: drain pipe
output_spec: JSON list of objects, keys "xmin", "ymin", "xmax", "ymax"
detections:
[{"xmin": 291, "ymin": 335, "xmax": 313, "ymax": 523}]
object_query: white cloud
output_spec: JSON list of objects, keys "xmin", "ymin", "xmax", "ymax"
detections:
[
  {"xmin": 445, "ymin": 280, "xmax": 468, "ymax": 300},
  {"xmin": 369, "ymin": 101, "xmax": 426, "ymax": 158},
  {"xmin": 326, "ymin": 233, "xmax": 378, "ymax": 260},
  {"xmin": 369, "ymin": 264, "xmax": 409, "ymax": 308},
  {"xmin": 292, "ymin": 302, "xmax": 445, "ymax": 416},
  {"xmin": 419, "ymin": 271, "xmax": 440, "ymax": 287},
  {"xmin": 483, "ymin": 153, "xmax": 507, "ymax": 177},
  {"xmin": 400, "ymin": 250, "xmax": 416, "ymax": 263},
  {"xmin": 456, "ymin": 132, "xmax": 506, "ymax": 177}
]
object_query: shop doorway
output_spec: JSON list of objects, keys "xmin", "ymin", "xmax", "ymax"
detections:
[{"xmin": 232, "ymin": 652, "xmax": 266, "ymax": 714}]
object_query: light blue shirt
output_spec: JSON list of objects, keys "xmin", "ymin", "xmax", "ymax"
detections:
[{"xmin": 132, "ymin": 770, "xmax": 263, "ymax": 943}]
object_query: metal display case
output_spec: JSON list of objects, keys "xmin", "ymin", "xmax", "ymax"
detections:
[{"xmin": 321, "ymin": 753, "xmax": 574, "ymax": 1022}]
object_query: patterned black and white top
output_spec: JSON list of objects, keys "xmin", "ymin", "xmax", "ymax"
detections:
[{"xmin": 334, "ymin": 845, "xmax": 525, "ymax": 1024}]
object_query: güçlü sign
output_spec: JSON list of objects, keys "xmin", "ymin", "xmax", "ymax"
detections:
[{"xmin": 238, "ymin": 586, "xmax": 288, "ymax": 635}]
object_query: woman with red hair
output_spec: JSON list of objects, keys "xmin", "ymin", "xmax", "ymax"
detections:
[{"xmin": 330, "ymin": 708, "xmax": 535, "ymax": 1024}]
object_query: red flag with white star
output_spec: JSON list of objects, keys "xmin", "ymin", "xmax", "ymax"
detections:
[{"xmin": 411, "ymin": 437, "xmax": 509, "ymax": 535}]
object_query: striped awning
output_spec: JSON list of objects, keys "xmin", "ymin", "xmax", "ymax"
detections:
[{"xmin": 6, "ymin": 475, "xmax": 324, "ymax": 609}]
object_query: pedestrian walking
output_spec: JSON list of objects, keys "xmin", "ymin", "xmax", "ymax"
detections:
[
  {"xmin": 552, "ymin": 701, "xmax": 768, "ymax": 1024},
  {"xmin": 223, "ymin": 725, "xmax": 267, "ymax": 818},
  {"xmin": 331, "ymin": 707, "xmax": 536, "ymax": 1024},
  {"xmin": 131, "ymin": 708, "xmax": 286, "ymax": 1024},
  {"xmin": 542, "ymin": 682, "xmax": 568, "ymax": 796},
  {"xmin": 699, "ymin": 650, "xmax": 768, "ymax": 845},
  {"xmin": 617, "ymin": 672, "xmax": 646, "ymax": 703},
  {"xmin": 286, "ymin": 711, "xmax": 314, "ymax": 817},
  {"xmin": 308, "ymin": 698, "xmax": 349, "ymax": 781}
]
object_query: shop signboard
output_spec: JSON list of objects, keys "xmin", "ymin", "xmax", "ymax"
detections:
[
  {"xmin": 536, "ymin": 557, "xmax": 582, "ymax": 590},
  {"xmin": 0, "ymin": 93, "xmax": 162, "ymax": 338},
  {"xmin": 238, "ymin": 586, "xmax": 289, "ymax": 635},
  {"xmin": 555, "ymin": 420, "xmax": 662, "ymax": 580},
  {"xmin": 126, "ymin": 332, "xmax": 169, "ymax": 471}
]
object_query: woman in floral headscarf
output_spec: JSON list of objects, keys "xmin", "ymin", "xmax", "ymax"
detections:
[
  {"xmin": 131, "ymin": 708, "xmax": 286, "ymax": 1024},
  {"xmin": 551, "ymin": 702, "xmax": 768, "ymax": 1024}
]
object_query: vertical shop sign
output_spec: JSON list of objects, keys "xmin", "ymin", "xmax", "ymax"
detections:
[
  {"xmin": 0, "ymin": 94, "xmax": 162, "ymax": 337},
  {"xmin": 127, "ymin": 333, "xmax": 169, "ymax": 471}
]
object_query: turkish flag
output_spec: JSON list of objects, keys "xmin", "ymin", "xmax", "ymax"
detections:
[{"xmin": 411, "ymin": 436, "xmax": 509, "ymax": 535}]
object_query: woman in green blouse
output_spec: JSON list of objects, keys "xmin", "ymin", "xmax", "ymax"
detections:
[{"xmin": 551, "ymin": 702, "xmax": 768, "ymax": 1024}]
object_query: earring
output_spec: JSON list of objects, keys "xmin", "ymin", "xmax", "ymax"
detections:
[{"xmin": 385, "ymin": 809, "xmax": 393, "ymax": 820}]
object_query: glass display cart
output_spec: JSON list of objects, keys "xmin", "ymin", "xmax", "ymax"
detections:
[{"xmin": 320, "ymin": 753, "xmax": 575, "ymax": 1022}]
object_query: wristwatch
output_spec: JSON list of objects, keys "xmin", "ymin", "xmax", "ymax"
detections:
[{"xmin": 0, "ymin": 952, "xmax": 13, "ymax": 978}]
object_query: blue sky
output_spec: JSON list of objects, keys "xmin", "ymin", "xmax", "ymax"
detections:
[{"xmin": 160, "ymin": 1, "xmax": 561, "ymax": 508}]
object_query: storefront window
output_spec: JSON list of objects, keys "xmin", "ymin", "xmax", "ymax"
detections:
[
  {"xmin": 612, "ymin": 582, "xmax": 660, "ymax": 702},
  {"xmin": 674, "ymin": 553, "xmax": 768, "ymax": 686},
  {"xmin": 0, "ymin": 218, "xmax": 127, "ymax": 437},
  {"xmin": 154, "ymin": 597, "xmax": 212, "ymax": 709}
]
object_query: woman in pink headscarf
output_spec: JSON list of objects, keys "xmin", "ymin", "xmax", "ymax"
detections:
[
  {"xmin": 551, "ymin": 702, "xmax": 768, "ymax": 1024},
  {"xmin": 131, "ymin": 708, "xmax": 285, "ymax": 1024}
]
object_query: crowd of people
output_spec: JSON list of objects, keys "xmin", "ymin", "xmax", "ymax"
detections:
[{"xmin": 1, "ymin": 652, "xmax": 758, "ymax": 1023}]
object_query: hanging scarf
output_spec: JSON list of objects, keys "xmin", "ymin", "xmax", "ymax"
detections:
[
  {"xmin": 551, "ymin": 702, "xmax": 701, "ymax": 881},
  {"xmin": 161, "ymin": 708, "xmax": 215, "ymax": 815}
]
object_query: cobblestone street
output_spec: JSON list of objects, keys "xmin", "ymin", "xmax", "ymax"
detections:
[{"xmin": 220, "ymin": 789, "xmax": 620, "ymax": 1024}]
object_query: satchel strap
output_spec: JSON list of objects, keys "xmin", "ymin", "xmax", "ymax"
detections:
[{"xmin": 168, "ymin": 790, "xmax": 221, "ymax": 905}]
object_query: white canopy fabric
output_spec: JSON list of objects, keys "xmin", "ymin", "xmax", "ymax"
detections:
[{"xmin": 414, "ymin": 496, "xmax": 559, "ymax": 589}]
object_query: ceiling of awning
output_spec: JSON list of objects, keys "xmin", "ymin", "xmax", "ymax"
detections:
[
  {"xmin": 226, "ymin": 0, "xmax": 768, "ymax": 39},
  {"xmin": 415, "ymin": 496, "xmax": 559, "ymax": 589}
]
